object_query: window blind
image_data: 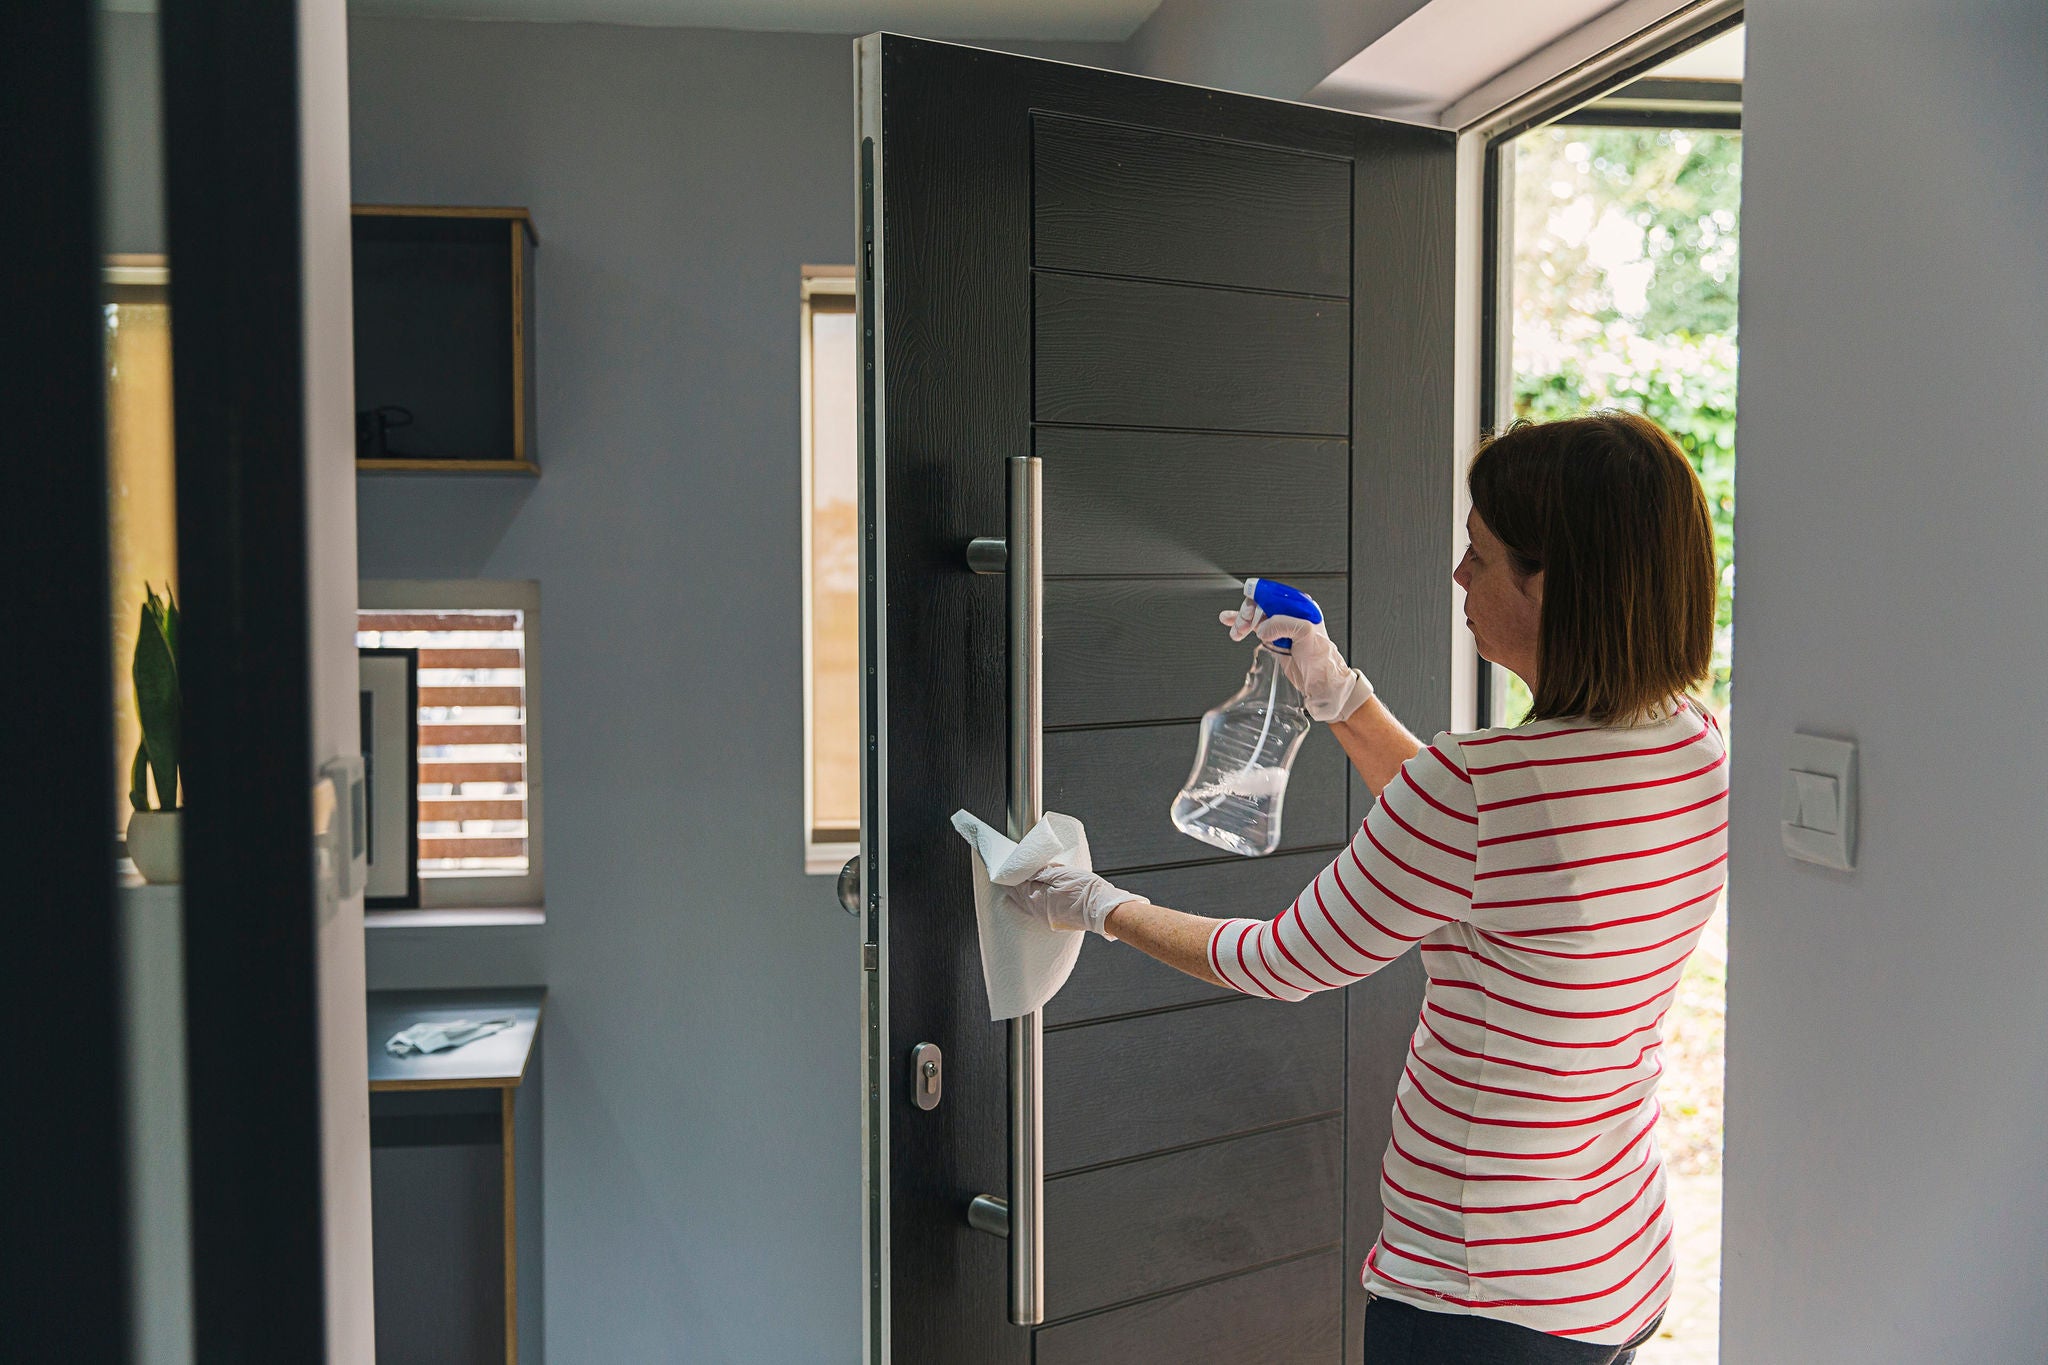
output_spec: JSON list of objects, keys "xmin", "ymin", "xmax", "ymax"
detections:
[{"xmin": 356, "ymin": 609, "xmax": 529, "ymax": 876}]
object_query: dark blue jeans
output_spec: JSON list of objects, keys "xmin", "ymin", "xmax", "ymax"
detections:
[{"xmin": 1363, "ymin": 1295, "xmax": 1662, "ymax": 1364}]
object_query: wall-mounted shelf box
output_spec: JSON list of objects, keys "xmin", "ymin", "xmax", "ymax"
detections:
[{"xmin": 352, "ymin": 205, "xmax": 538, "ymax": 475}]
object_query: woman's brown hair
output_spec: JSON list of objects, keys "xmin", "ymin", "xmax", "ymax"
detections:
[{"xmin": 1468, "ymin": 412, "xmax": 1717, "ymax": 726}]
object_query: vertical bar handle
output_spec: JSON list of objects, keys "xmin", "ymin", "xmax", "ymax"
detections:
[
  {"xmin": 1006, "ymin": 455, "xmax": 1045, "ymax": 1327},
  {"xmin": 963, "ymin": 457, "xmax": 1044, "ymax": 1327}
]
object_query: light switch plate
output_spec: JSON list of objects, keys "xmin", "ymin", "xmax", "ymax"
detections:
[{"xmin": 1781, "ymin": 732, "xmax": 1856, "ymax": 870}]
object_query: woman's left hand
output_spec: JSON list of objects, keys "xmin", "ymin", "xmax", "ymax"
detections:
[{"xmin": 1010, "ymin": 863, "xmax": 1138, "ymax": 939}]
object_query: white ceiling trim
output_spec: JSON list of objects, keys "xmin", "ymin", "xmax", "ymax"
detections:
[
  {"xmin": 1306, "ymin": 0, "xmax": 1742, "ymax": 130},
  {"xmin": 1437, "ymin": 0, "xmax": 1711, "ymax": 130},
  {"xmin": 1310, "ymin": 0, "xmax": 1638, "ymax": 121}
]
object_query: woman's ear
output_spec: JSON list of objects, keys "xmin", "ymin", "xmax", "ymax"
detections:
[{"xmin": 1520, "ymin": 568, "xmax": 1545, "ymax": 607}]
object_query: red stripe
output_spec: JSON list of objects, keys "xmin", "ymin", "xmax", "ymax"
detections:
[
  {"xmin": 1476, "ymin": 752, "xmax": 1727, "ymax": 813},
  {"xmin": 1422, "ymin": 943, "xmax": 1694, "ymax": 992},
  {"xmin": 1412, "ymin": 1050, "xmax": 1661, "ymax": 1105},
  {"xmin": 1241, "ymin": 924, "xmax": 1292, "ymax": 999},
  {"xmin": 1381, "ymin": 1202, "xmax": 1468, "ymax": 1246},
  {"xmin": 1428, "ymin": 976, "xmax": 1678, "ymax": 1021},
  {"xmin": 1369, "ymin": 1226, "xmax": 1672, "ymax": 1310},
  {"xmin": 1472, "ymin": 853, "xmax": 1726, "ymax": 911},
  {"xmin": 1207, "ymin": 922, "xmax": 1227, "ymax": 985},
  {"xmin": 1289, "ymin": 901, "xmax": 1367, "ymax": 981},
  {"xmin": 1552, "ymin": 1262, "xmax": 1675, "ymax": 1338},
  {"xmin": 1466, "ymin": 1154, "xmax": 1654, "ymax": 1227},
  {"xmin": 1476, "ymin": 918, "xmax": 1706, "ymax": 961},
  {"xmin": 1465, "ymin": 1169, "xmax": 1661, "ymax": 1247},
  {"xmin": 1394, "ymin": 1095, "xmax": 1609, "ymax": 1160},
  {"xmin": 1313, "ymin": 880, "xmax": 1398, "ymax": 964},
  {"xmin": 1334, "ymin": 851, "xmax": 1448, "ymax": 939},
  {"xmin": 1364, "ymin": 820, "xmax": 1473, "ymax": 899},
  {"xmin": 1383, "ymin": 1105, "xmax": 1659, "ymax": 1185},
  {"xmin": 1426, "ymin": 1002, "xmax": 1670, "ymax": 1051},
  {"xmin": 1465, "ymin": 724, "xmax": 1708, "ymax": 775},
  {"xmin": 1345, "ymin": 844, "xmax": 1458, "ymax": 924},
  {"xmin": 1405, "ymin": 1065, "xmax": 1644, "ymax": 1131},
  {"xmin": 1492, "ymin": 885, "xmax": 1722, "ymax": 939},
  {"xmin": 1428, "ymin": 745, "xmax": 1472, "ymax": 783},
  {"xmin": 1264, "ymin": 919, "xmax": 1337, "ymax": 992},
  {"xmin": 1419, "ymin": 1016, "xmax": 1665, "ymax": 1078},
  {"xmin": 1400, "ymin": 767, "xmax": 1478, "ymax": 825},
  {"xmin": 1477, "ymin": 789, "xmax": 1725, "ymax": 848},
  {"xmin": 1232, "ymin": 922, "xmax": 1272, "ymax": 999},
  {"xmin": 1386, "ymin": 1199, "xmax": 1665, "ymax": 1278},
  {"xmin": 1382, "ymin": 797, "xmax": 1478, "ymax": 863},
  {"xmin": 1476, "ymin": 821, "xmax": 1727, "ymax": 880},
  {"xmin": 1380, "ymin": 1141, "xmax": 1653, "ymax": 1216},
  {"xmin": 1460, "ymin": 724, "xmax": 1605, "ymax": 748}
]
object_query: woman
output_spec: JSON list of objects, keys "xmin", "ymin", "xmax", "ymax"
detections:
[{"xmin": 1018, "ymin": 413, "xmax": 1727, "ymax": 1364}]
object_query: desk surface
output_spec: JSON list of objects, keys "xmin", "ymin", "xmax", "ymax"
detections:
[{"xmin": 367, "ymin": 987, "xmax": 546, "ymax": 1092}]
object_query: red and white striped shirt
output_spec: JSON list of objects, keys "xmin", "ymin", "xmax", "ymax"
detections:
[{"xmin": 1206, "ymin": 699, "xmax": 1728, "ymax": 1345}]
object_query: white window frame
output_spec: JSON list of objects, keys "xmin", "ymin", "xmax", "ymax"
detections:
[
  {"xmin": 358, "ymin": 578, "xmax": 545, "ymax": 913},
  {"xmin": 801, "ymin": 266, "xmax": 858, "ymax": 876}
]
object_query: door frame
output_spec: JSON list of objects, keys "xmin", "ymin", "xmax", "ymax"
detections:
[
  {"xmin": 161, "ymin": 0, "xmax": 332, "ymax": 1354},
  {"xmin": 1, "ymin": 5, "xmax": 130, "ymax": 1357},
  {"xmin": 1454, "ymin": 0, "xmax": 1744, "ymax": 726}
]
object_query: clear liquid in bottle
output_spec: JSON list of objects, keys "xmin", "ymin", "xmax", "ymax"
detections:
[{"xmin": 1170, "ymin": 645, "xmax": 1312, "ymax": 857}]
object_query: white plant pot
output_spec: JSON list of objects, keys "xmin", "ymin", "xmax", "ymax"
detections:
[{"xmin": 126, "ymin": 809, "xmax": 183, "ymax": 885}]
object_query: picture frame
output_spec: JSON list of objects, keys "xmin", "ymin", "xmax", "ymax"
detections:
[{"xmin": 359, "ymin": 647, "xmax": 420, "ymax": 909}]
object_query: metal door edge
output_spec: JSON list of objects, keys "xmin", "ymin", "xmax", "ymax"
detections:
[{"xmin": 855, "ymin": 31, "xmax": 891, "ymax": 1365}]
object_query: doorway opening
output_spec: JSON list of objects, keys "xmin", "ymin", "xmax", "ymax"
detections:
[{"xmin": 1485, "ymin": 22, "xmax": 1742, "ymax": 1365}]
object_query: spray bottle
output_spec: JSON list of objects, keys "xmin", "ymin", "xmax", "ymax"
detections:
[{"xmin": 1169, "ymin": 578, "xmax": 1321, "ymax": 858}]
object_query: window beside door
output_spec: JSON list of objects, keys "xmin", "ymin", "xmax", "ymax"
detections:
[{"xmin": 801, "ymin": 267, "xmax": 858, "ymax": 873}]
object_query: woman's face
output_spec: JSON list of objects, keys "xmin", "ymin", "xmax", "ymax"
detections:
[{"xmin": 1453, "ymin": 510, "xmax": 1544, "ymax": 685}]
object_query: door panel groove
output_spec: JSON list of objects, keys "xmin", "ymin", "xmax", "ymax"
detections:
[
  {"xmin": 1043, "ymin": 991, "xmax": 1248, "ymax": 1034},
  {"xmin": 1034, "ymin": 1242, "xmax": 1343, "ymax": 1330},
  {"xmin": 1026, "ymin": 105, "xmax": 1360, "ymax": 163},
  {"xmin": 1035, "ymin": 272, "xmax": 1350, "ymax": 434},
  {"xmin": 1034, "ymin": 418, "xmax": 1355, "ymax": 441},
  {"xmin": 1033, "ymin": 263, "xmax": 1348, "ymax": 305},
  {"xmin": 1045, "ymin": 1108, "xmax": 1343, "ymax": 1182},
  {"xmin": 1091, "ymin": 842, "xmax": 1347, "ymax": 878}
]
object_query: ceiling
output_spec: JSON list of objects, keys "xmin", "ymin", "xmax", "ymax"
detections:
[{"xmin": 345, "ymin": 0, "xmax": 1165, "ymax": 40}]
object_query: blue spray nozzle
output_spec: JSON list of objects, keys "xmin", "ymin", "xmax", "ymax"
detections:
[{"xmin": 1245, "ymin": 577, "xmax": 1323, "ymax": 652}]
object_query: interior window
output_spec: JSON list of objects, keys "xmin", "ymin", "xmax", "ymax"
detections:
[
  {"xmin": 802, "ymin": 268, "xmax": 857, "ymax": 872},
  {"xmin": 358, "ymin": 581, "xmax": 544, "ymax": 909}
]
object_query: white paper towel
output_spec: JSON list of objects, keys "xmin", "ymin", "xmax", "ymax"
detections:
[{"xmin": 950, "ymin": 808, "xmax": 1093, "ymax": 1021}]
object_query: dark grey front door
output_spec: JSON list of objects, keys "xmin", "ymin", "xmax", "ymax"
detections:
[{"xmin": 857, "ymin": 35, "xmax": 1455, "ymax": 1363}]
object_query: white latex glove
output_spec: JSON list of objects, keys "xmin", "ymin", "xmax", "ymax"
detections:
[
  {"xmin": 1009, "ymin": 862, "xmax": 1139, "ymax": 939},
  {"xmin": 1216, "ymin": 605, "xmax": 1376, "ymax": 724}
]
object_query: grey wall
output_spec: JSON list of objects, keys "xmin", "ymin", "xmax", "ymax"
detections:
[
  {"xmin": 1724, "ymin": 3, "xmax": 2048, "ymax": 1360},
  {"xmin": 100, "ymin": 10, "xmax": 163, "ymax": 255},
  {"xmin": 349, "ymin": 19, "xmax": 1116, "ymax": 1361}
]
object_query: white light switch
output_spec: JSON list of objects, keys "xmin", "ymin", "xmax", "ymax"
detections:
[
  {"xmin": 1790, "ymin": 770, "xmax": 1840, "ymax": 834},
  {"xmin": 1781, "ymin": 733, "xmax": 1857, "ymax": 870}
]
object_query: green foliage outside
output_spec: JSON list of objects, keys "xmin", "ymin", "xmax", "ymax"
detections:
[{"xmin": 1502, "ymin": 125, "xmax": 1741, "ymax": 724}]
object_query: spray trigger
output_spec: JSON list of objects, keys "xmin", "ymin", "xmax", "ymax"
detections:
[{"xmin": 1241, "ymin": 577, "xmax": 1324, "ymax": 653}]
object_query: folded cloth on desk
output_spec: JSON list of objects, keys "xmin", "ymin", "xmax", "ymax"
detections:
[
  {"xmin": 949, "ymin": 809, "xmax": 1093, "ymax": 1021},
  {"xmin": 385, "ymin": 1017, "xmax": 515, "ymax": 1057}
]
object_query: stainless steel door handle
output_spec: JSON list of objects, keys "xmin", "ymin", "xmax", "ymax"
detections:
[{"xmin": 965, "ymin": 455, "xmax": 1045, "ymax": 1327}]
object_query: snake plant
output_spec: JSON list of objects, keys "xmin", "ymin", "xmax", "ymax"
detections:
[{"xmin": 129, "ymin": 583, "xmax": 180, "ymax": 811}]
